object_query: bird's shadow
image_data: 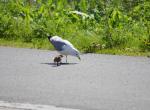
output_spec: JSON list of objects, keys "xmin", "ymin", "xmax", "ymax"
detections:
[{"xmin": 41, "ymin": 62, "xmax": 77, "ymax": 67}]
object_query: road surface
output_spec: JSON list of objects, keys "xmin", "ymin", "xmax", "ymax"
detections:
[{"xmin": 0, "ymin": 46, "xmax": 150, "ymax": 110}]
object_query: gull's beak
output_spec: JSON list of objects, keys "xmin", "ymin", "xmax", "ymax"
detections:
[{"xmin": 77, "ymin": 56, "xmax": 81, "ymax": 60}]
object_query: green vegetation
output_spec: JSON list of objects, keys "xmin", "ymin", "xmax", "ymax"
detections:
[{"xmin": 0, "ymin": 0, "xmax": 150, "ymax": 56}]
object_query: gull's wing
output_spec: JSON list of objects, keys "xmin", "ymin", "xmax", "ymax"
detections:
[
  {"xmin": 49, "ymin": 36, "xmax": 75, "ymax": 51},
  {"xmin": 50, "ymin": 37, "xmax": 67, "ymax": 51},
  {"xmin": 63, "ymin": 39, "xmax": 74, "ymax": 48}
]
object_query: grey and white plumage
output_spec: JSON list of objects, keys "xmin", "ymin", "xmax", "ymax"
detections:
[{"xmin": 48, "ymin": 35, "xmax": 81, "ymax": 62}]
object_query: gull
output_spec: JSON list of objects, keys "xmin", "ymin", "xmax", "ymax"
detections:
[{"xmin": 48, "ymin": 35, "xmax": 81, "ymax": 63}]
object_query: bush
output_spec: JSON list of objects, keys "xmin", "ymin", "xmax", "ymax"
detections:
[{"xmin": 0, "ymin": 0, "xmax": 150, "ymax": 53}]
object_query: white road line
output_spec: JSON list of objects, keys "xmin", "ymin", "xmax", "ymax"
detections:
[{"xmin": 0, "ymin": 101, "xmax": 80, "ymax": 110}]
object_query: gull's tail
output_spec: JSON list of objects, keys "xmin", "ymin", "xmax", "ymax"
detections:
[
  {"xmin": 48, "ymin": 35, "xmax": 53, "ymax": 43},
  {"xmin": 48, "ymin": 35, "xmax": 52, "ymax": 39}
]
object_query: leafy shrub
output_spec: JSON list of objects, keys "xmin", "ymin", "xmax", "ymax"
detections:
[{"xmin": 0, "ymin": 0, "xmax": 150, "ymax": 53}]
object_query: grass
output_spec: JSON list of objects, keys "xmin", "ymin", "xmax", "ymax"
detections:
[
  {"xmin": 1, "ymin": 38, "xmax": 150, "ymax": 57},
  {"xmin": 97, "ymin": 49, "xmax": 150, "ymax": 57},
  {"xmin": 0, "ymin": 38, "xmax": 53, "ymax": 50}
]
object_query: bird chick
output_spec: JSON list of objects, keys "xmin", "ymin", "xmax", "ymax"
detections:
[{"xmin": 53, "ymin": 55, "xmax": 63, "ymax": 66}]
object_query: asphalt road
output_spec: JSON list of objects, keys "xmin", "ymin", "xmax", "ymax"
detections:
[{"xmin": 0, "ymin": 46, "xmax": 150, "ymax": 110}]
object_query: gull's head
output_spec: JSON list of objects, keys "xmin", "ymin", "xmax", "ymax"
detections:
[{"xmin": 72, "ymin": 49, "xmax": 81, "ymax": 60}]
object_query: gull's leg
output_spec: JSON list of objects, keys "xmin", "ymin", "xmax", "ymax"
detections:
[
  {"xmin": 60, "ymin": 55, "xmax": 63, "ymax": 64},
  {"xmin": 56, "ymin": 62, "xmax": 59, "ymax": 66},
  {"xmin": 66, "ymin": 55, "xmax": 67, "ymax": 63}
]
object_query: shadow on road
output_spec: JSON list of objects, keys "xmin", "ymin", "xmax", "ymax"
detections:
[{"xmin": 41, "ymin": 62, "xmax": 78, "ymax": 67}]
